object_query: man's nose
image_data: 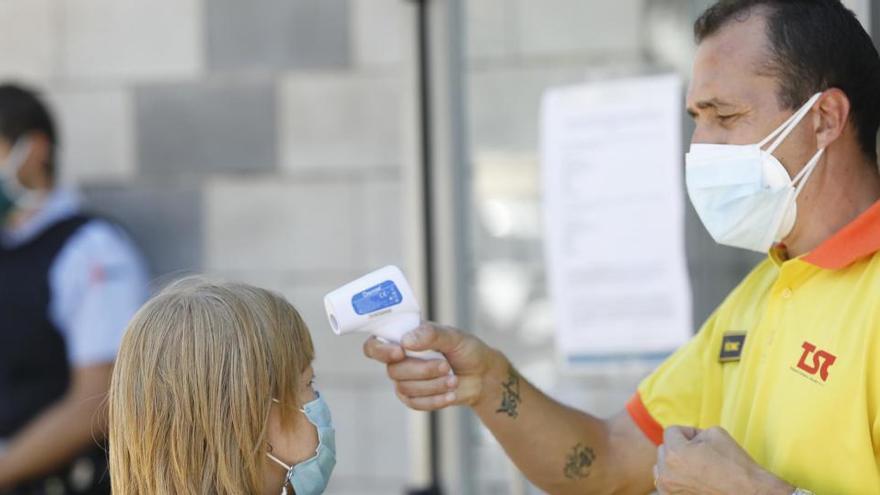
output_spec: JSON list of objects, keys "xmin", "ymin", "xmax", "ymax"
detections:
[{"xmin": 690, "ymin": 125, "xmax": 723, "ymax": 146}]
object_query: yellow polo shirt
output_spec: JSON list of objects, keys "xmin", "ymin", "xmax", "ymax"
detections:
[{"xmin": 627, "ymin": 200, "xmax": 880, "ymax": 494}]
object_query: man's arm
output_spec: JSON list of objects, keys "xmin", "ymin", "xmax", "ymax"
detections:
[
  {"xmin": 0, "ymin": 363, "xmax": 112, "ymax": 488},
  {"xmin": 364, "ymin": 323, "xmax": 657, "ymax": 495},
  {"xmin": 471, "ymin": 349, "xmax": 657, "ymax": 494}
]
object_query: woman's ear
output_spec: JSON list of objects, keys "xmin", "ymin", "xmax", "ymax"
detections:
[{"xmin": 813, "ymin": 88, "xmax": 851, "ymax": 150}]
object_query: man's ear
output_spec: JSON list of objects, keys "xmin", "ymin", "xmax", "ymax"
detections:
[{"xmin": 813, "ymin": 88, "xmax": 850, "ymax": 150}]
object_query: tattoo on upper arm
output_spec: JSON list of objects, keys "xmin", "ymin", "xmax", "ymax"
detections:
[
  {"xmin": 496, "ymin": 365, "xmax": 521, "ymax": 418},
  {"xmin": 563, "ymin": 443, "xmax": 596, "ymax": 480}
]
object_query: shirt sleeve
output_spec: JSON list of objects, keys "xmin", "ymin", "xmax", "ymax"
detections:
[
  {"xmin": 48, "ymin": 220, "xmax": 150, "ymax": 368},
  {"xmin": 626, "ymin": 311, "xmax": 723, "ymax": 445}
]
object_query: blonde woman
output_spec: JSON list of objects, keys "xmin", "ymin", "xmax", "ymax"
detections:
[{"xmin": 108, "ymin": 277, "xmax": 336, "ymax": 495}]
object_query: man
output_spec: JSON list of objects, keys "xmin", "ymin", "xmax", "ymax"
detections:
[
  {"xmin": 0, "ymin": 85, "xmax": 148, "ymax": 494},
  {"xmin": 365, "ymin": 1, "xmax": 880, "ymax": 493}
]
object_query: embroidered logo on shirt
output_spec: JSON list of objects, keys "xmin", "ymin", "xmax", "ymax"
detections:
[
  {"xmin": 719, "ymin": 333, "xmax": 746, "ymax": 362},
  {"xmin": 794, "ymin": 341, "xmax": 836, "ymax": 382}
]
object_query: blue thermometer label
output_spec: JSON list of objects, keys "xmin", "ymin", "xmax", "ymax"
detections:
[{"xmin": 351, "ymin": 280, "xmax": 403, "ymax": 315}]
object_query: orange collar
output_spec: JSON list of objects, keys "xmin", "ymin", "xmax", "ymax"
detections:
[{"xmin": 802, "ymin": 199, "xmax": 880, "ymax": 270}]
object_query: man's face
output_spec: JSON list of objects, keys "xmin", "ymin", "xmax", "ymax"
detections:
[
  {"xmin": 0, "ymin": 134, "xmax": 51, "ymax": 190},
  {"xmin": 687, "ymin": 13, "xmax": 817, "ymax": 176}
]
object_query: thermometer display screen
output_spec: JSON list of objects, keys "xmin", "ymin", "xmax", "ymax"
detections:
[{"xmin": 351, "ymin": 280, "xmax": 403, "ymax": 315}]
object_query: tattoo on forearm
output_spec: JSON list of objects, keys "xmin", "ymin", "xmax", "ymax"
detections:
[
  {"xmin": 563, "ymin": 443, "xmax": 596, "ymax": 480},
  {"xmin": 496, "ymin": 365, "xmax": 521, "ymax": 418}
]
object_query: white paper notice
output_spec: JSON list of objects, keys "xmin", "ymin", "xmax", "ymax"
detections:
[{"xmin": 541, "ymin": 74, "xmax": 692, "ymax": 367}]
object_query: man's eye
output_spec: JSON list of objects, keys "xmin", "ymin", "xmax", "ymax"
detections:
[{"xmin": 718, "ymin": 114, "xmax": 736, "ymax": 121}]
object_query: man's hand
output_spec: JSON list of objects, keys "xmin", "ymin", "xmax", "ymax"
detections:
[
  {"xmin": 654, "ymin": 426, "xmax": 794, "ymax": 495},
  {"xmin": 362, "ymin": 322, "xmax": 504, "ymax": 410}
]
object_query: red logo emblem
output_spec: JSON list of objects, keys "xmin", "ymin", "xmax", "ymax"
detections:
[{"xmin": 796, "ymin": 341, "xmax": 836, "ymax": 382}]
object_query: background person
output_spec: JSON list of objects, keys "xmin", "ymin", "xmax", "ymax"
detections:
[{"xmin": 0, "ymin": 84, "xmax": 149, "ymax": 494}]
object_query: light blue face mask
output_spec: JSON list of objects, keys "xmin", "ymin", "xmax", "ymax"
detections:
[
  {"xmin": 685, "ymin": 92, "xmax": 825, "ymax": 252},
  {"xmin": 267, "ymin": 392, "xmax": 336, "ymax": 495}
]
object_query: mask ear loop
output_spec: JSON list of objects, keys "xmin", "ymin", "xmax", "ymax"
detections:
[
  {"xmin": 268, "ymin": 398, "xmax": 297, "ymax": 495},
  {"xmin": 791, "ymin": 148, "xmax": 825, "ymax": 196},
  {"xmin": 2, "ymin": 138, "xmax": 32, "ymax": 178},
  {"xmin": 757, "ymin": 108, "xmax": 802, "ymax": 150},
  {"xmin": 760, "ymin": 92, "xmax": 824, "ymax": 153},
  {"xmin": 267, "ymin": 451, "xmax": 293, "ymax": 471},
  {"xmin": 1, "ymin": 137, "xmax": 34, "ymax": 203},
  {"xmin": 266, "ymin": 451, "xmax": 295, "ymax": 495}
]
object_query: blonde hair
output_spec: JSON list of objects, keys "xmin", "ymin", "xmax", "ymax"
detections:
[{"xmin": 108, "ymin": 277, "xmax": 315, "ymax": 495}]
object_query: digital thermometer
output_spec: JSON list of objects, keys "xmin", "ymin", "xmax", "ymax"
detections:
[{"xmin": 324, "ymin": 265, "xmax": 448, "ymax": 363}]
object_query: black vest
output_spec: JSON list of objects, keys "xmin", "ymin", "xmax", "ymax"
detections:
[{"xmin": 0, "ymin": 214, "xmax": 91, "ymax": 437}]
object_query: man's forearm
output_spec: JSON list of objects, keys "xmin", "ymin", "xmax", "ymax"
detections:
[
  {"xmin": 470, "ymin": 350, "xmax": 625, "ymax": 495},
  {"xmin": 0, "ymin": 393, "xmax": 106, "ymax": 488}
]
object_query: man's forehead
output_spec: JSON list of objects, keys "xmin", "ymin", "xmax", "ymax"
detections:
[
  {"xmin": 688, "ymin": 13, "xmax": 774, "ymax": 107},
  {"xmin": 697, "ymin": 6, "xmax": 771, "ymax": 59}
]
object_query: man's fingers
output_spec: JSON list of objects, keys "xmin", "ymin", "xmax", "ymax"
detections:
[
  {"xmin": 663, "ymin": 425, "xmax": 691, "ymax": 448},
  {"xmin": 678, "ymin": 425, "xmax": 702, "ymax": 441},
  {"xmin": 401, "ymin": 323, "xmax": 463, "ymax": 354},
  {"xmin": 654, "ymin": 446, "xmax": 670, "ymax": 494},
  {"xmin": 395, "ymin": 390, "xmax": 457, "ymax": 411},
  {"xmin": 396, "ymin": 374, "xmax": 458, "ymax": 398},
  {"xmin": 363, "ymin": 336, "xmax": 405, "ymax": 363},
  {"xmin": 387, "ymin": 357, "xmax": 450, "ymax": 381},
  {"xmin": 652, "ymin": 464, "xmax": 664, "ymax": 493},
  {"xmin": 694, "ymin": 426, "xmax": 728, "ymax": 443}
]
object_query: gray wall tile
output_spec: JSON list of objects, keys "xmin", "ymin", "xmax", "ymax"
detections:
[
  {"xmin": 358, "ymin": 178, "xmax": 404, "ymax": 269},
  {"xmin": 82, "ymin": 184, "xmax": 203, "ymax": 280},
  {"xmin": 206, "ymin": 0, "xmax": 350, "ymax": 72},
  {"xmin": 205, "ymin": 178, "xmax": 357, "ymax": 272},
  {"xmin": 60, "ymin": 0, "xmax": 203, "ymax": 81},
  {"xmin": 351, "ymin": 0, "xmax": 409, "ymax": 68},
  {"xmin": 48, "ymin": 87, "xmax": 136, "ymax": 183},
  {"xmin": 135, "ymin": 80, "xmax": 277, "ymax": 177},
  {"xmin": 0, "ymin": 0, "xmax": 55, "ymax": 81},
  {"xmin": 515, "ymin": 0, "xmax": 642, "ymax": 59},
  {"xmin": 279, "ymin": 72, "xmax": 404, "ymax": 171}
]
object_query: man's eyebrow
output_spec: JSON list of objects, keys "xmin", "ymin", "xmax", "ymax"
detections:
[
  {"xmin": 686, "ymin": 98, "xmax": 738, "ymax": 117},
  {"xmin": 699, "ymin": 97, "xmax": 737, "ymax": 109}
]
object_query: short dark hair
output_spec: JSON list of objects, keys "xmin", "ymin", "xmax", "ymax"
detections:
[
  {"xmin": 0, "ymin": 84, "xmax": 58, "ymax": 176},
  {"xmin": 695, "ymin": 0, "xmax": 880, "ymax": 160}
]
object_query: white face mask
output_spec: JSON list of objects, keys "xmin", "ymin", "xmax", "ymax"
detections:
[
  {"xmin": 685, "ymin": 92, "xmax": 825, "ymax": 253},
  {"xmin": 0, "ymin": 137, "xmax": 35, "ymax": 217}
]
